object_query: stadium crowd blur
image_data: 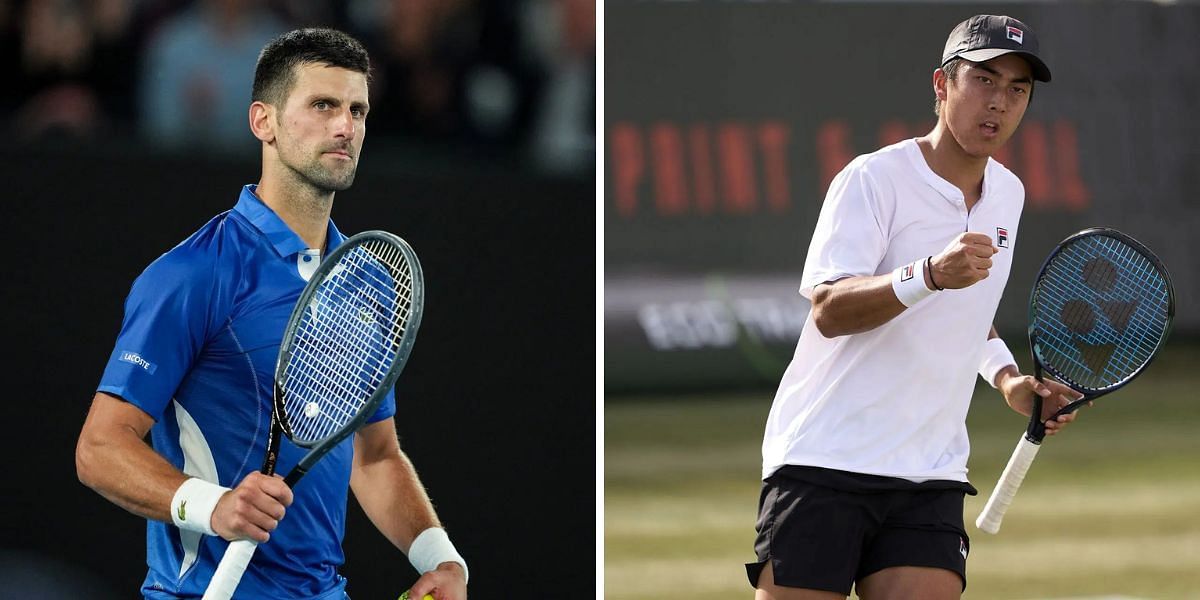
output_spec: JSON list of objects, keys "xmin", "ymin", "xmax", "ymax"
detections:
[{"xmin": 0, "ymin": 0, "xmax": 595, "ymax": 173}]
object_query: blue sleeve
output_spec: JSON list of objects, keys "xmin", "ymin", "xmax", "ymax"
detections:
[
  {"xmin": 367, "ymin": 387, "xmax": 396, "ymax": 423},
  {"xmin": 97, "ymin": 249, "xmax": 220, "ymax": 420}
]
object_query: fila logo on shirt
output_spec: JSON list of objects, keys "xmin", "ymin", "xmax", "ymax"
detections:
[
  {"xmin": 1006, "ymin": 26, "xmax": 1023, "ymax": 44},
  {"xmin": 900, "ymin": 263, "xmax": 915, "ymax": 282},
  {"xmin": 996, "ymin": 227, "xmax": 1009, "ymax": 249}
]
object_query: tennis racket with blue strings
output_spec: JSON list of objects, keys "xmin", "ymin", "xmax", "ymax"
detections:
[{"xmin": 976, "ymin": 228, "xmax": 1174, "ymax": 534}]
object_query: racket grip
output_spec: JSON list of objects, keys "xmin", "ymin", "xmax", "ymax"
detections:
[
  {"xmin": 202, "ymin": 539, "xmax": 259, "ymax": 600},
  {"xmin": 976, "ymin": 434, "xmax": 1042, "ymax": 534}
]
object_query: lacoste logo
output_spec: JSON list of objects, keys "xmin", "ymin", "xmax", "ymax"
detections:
[
  {"xmin": 119, "ymin": 351, "xmax": 157, "ymax": 374},
  {"xmin": 177, "ymin": 500, "xmax": 187, "ymax": 522}
]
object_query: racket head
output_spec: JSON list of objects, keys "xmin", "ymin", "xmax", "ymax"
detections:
[
  {"xmin": 272, "ymin": 230, "xmax": 424, "ymax": 450},
  {"xmin": 1027, "ymin": 227, "xmax": 1174, "ymax": 402}
]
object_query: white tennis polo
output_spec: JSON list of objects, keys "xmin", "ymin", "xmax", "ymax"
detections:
[{"xmin": 761, "ymin": 139, "xmax": 1024, "ymax": 483}]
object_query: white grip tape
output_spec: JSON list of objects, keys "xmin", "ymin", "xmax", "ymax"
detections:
[
  {"xmin": 409, "ymin": 527, "xmax": 469, "ymax": 583},
  {"xmin": 890, "ymin": 258, "xmax": 936, "ymax": 307},
  {"xmin": 202, "ymin": 539, "xmax": 260, "ymax": 600},
  {"xmin": 976, "ymin": 435, "xmax": 1042, "ymax": 534}
]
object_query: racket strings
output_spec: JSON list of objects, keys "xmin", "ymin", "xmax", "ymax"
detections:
[
  {"xmin": 285, "ymin": 252, "xmax": 409, "ymax": 442},
  {"xmin": 1038, "ymin": 253, "xmax": 1159, "ymax": 383},
  {"xmin": 282, "ymin": 240, "xmax": 416, "ymax": 444},
  {"xmin": 1039, "ymin": 253, "xmax": 1163, "ymax": 385},
  {"xmin": 1033, "ymin": 236, "xmax": 1170, "ymax": 390}
]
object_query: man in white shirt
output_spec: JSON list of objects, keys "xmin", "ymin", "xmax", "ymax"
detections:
[{"xmin": 748, "ymin": 15, "xmax": 1084, "ymax": 600}]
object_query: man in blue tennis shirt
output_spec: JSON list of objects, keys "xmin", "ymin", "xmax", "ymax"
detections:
[{"xmin": 76, "ymin": 29, "xmax": 468, "ymax": 600}]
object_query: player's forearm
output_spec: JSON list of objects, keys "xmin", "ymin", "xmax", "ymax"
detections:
[
  {"xmin": 76, "ymin": 425, "xmax": 187, "ymax": 523},
  {"xmin": 810, "ymin": 274, "xmax": 910, "ymax": 337},
  {"xmin": 350, "ymin": 449, "xmax": 441, "ymax": 553}
]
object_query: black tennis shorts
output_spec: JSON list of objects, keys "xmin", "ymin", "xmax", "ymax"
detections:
[{"xmin": 746, "ymin": 466, "xmax": 977, "ymax": 596}]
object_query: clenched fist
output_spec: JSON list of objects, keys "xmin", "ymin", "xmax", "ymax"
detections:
[
  {"xmin": 930, "ymin": 232, "xmax": 997, "ymax": 289},
  {"xmin": 211, "ymin": 472, "xmax": 293, "ymax": 543}
]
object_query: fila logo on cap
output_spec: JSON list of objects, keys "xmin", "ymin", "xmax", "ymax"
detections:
[
  {"xmin": 1006, "ymin": 26, "xmax": 1024, "ymax": 44},
  {"xmin": 997, "ymin": 227, "xmax": 1010, "ymax": 248}
]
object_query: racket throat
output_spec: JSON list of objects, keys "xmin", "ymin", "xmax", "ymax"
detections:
[
  {"xmin": 262, "ymin": 428, "xmax": 283, "ymax": 475},
  {"xmin": 1024, "ymin": 395, "xmax": 1047, "ymax": 443},
  {"xmin": 283, "ymin": 467, "xmax": 308, "ymax": 488},
  {"xmin": 1023, "ymin": 424, "xmax": 1046, "ymax": 445}
]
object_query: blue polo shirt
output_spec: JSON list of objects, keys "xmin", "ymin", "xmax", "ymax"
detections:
[{"xmin": 98, "ymin": 185, "xmax": 396, "ymax": 600}]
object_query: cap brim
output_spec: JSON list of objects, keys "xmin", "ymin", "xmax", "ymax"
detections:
[{"xmin": 953, "ymin": 48, "xmax": 1052, "ymax": 82}]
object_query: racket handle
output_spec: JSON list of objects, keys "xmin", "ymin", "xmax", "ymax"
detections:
[
  {"xmin": 202, "ymin": 539, "xmax": 259, "ymax": 600},
  {"xmin": 976, "ymin": 434, "xmax": 1042, "ymax": 534}
]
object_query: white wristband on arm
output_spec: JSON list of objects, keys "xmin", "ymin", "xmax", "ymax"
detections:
[
  {"xmin": 891, "ymin": 257, "xmax": 938, "ymax": 307},
  {"xmin": 170, "ymin": 477, "xmax": 229, "ymax": 536},
  {"xmin": 408, "ymin": 527, "xmax": 469, "ymax": 583},
  {"xmin": 979, "ymin": 337, "xmax": 1017, "ymax": 389}
]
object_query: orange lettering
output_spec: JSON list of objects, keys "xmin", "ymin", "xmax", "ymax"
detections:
[
  {"xmin": 759, "ymin": 122, "xmax": 790, "ymax": 213},
  {"xmin": 1053, "ymin": 120, "xmax": 1090, "ymax": 211},
  {"xmin": 650, "ymin": 123, "xmax": 687, "ymax": 216},
  {"xmin": 689, "ymin": 124, "xmax": 717, "ymax": 215},
  {"xmin": 816, "ymin": 120, "xmax": 854, "ymax": 195},
  {"xmin": 1020, "ymin": 121, "xmax": 1052, "ymax": 208},
  {"xmin": 610, "ymin": 123, "xmax": 643, "ymax": 218},
  {"xmin": 718, "ymin": 123, "xmax": 757, "ymax": 214}
]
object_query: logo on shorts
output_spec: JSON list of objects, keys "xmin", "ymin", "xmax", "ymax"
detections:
[
  {"xmin": 959, "ymin": 536, "xmax": 968, "ymax": 559},
  {"xmin": 119, "ymin": 351, "xmax": 157, "ymax": 374},
  {"xmin": 900, "ymin": 263, "xmax": 915, "ymax": 281},
  {"xmin": 1006, "ymin": 26, "xmax": 1024, "ymax": 44},
  {"xmin": 996, "ymin": 227, "xmax": 1009, "ymax": 249}
]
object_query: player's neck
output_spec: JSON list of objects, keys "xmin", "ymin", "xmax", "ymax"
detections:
[
  {"xmin": 916, "ymin": 124, "xmax": 987, "ymax": 208},
  {"xmin": 254, "ymin": 174, "xmax": 333, "ymax": 251}
]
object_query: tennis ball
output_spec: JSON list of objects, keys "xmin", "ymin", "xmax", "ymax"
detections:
[{"xmin": 397, "ymin": 591, "xmax": 435, "ymax": 600}]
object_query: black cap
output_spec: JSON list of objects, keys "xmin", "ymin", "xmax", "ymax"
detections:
[{"xmin": 942, "ymin": 15, "xmax": 1051, "ymax": 82}]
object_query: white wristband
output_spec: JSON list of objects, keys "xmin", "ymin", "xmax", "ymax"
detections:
[
  {"xmin": 170, "ymin": 477, "xmax": 229, "ymax": 536},
  {"xmin": 409, "ymin": 527, "xmax": 469, "ymax": 584},
  {"xmin": 979, "ymin": 337, "xmax": 1017, "ymax": 388},
  {"xmin": 891, "ymin": 258, "xmax": 937, "ymax": 307}
]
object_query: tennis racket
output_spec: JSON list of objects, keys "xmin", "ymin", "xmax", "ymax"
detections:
[
  {"xmin": 203, "ymin": 230, "xmax": 424, "ymax": 599},
  {"xmin": 975, "ymin": 227, "xmax": 1173, "ymax": 534}
]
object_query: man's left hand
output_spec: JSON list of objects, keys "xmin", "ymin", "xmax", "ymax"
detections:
[
  {"xmin": 408, "ymin": 562, "xmax": 467, "ymax": 600},
  {"xmin": 997, "ymin": 371, "xmax": 1087, "ymax": 436}
]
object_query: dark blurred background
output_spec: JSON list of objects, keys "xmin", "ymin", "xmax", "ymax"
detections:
[
  {"xmin": 0, "ymin": 0, "xmax": 595, "ymax": 598},
  {"xmin": 0, "ymin": 0, "xmax": 595, "ymax": 169}
]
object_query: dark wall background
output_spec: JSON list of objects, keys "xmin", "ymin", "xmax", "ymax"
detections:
[
  {"xmin": 605, "ymin": 1, "xmax": 1200, "ymax": 391},
  {"xmin": 0, "ymin": 145, "xmax": 594, "ymax": 598}
]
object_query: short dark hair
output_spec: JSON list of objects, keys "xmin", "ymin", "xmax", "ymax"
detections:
[
  {"xmin": 252, "ymin": 28, "xmax": 371, "ymax": 107},
  {"xmin": 933, "ymin": 58, "xmax": 966, "ymax": 116},
  {"xmin": 933, "ymin": 57, "xmax": 1035, "ymax": 116}
]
